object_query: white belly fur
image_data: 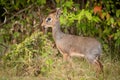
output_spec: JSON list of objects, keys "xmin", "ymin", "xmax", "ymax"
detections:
[{"xmin": 70, "ymin": 52, "xmax": 85, "ymax": 57}]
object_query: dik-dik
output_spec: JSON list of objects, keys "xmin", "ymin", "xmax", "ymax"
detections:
[{"xmin": 41, "ymin": 8, "xmax": 103, "ymax": 74}]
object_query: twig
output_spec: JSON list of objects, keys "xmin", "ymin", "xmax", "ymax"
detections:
[
  {"xmin": 0, "ymin": 43, "xmax": 8, "ymax": 54},
  {"xmin": 0, "ymin": 43, "xmax": 8, "ymax": 49},
  {"xmin": 0, "ymin": 4, "xmax": 34, "ymax": 27},
  {"xmin": 51, "ymin": 0, "xmax": 56, "ymax": 8}
]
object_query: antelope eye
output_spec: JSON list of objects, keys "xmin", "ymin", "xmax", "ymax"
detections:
[{"xmin": 46, "ymin": 17, "xmax": 52, "ymax": 22}]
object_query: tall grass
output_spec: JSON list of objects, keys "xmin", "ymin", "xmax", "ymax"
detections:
[{"xmin": 0, "ymin": 52, "xmax": 120, "ymax": 80}]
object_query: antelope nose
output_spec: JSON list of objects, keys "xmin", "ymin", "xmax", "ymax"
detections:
[
  {"xmin": 42, "ymin": 26, "xmax": 48, "ymax": 34},
  {"xmin": 41, "ymin": 22, "xmax": 44, "ymax": 27}
]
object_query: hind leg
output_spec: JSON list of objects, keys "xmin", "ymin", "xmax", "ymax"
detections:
[
  {"xmin": 86, "ymin": 56, "xmax": 103, "ymax": 75},
  {"xmin": 94, "ymin": 60, "xmax": 103, "ymax": 73},
  {"xmin": 93, "ymin": 58, "xmax": 104, "ymax": 78},
  {"xmin": 93, "ymin": 59, "xmax": 103, "ymax": 74}
]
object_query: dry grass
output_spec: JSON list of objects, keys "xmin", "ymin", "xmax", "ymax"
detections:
[{"xmin": 0, "ymin": 55, "xmax": 120, "ymax": 80}]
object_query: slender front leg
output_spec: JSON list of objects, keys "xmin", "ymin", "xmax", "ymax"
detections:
[{"xmin": 63, "ymin": 53, "xmax": 70, "ymax": 61}]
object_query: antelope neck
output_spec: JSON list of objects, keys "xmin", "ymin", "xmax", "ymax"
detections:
[{"xmin": 52, "ymin": 20, "xmax": 64, "ymax": 41}]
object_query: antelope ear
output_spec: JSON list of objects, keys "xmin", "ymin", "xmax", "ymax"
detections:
[{"xmin": 55, "ymin": 8, "xmax": 62, "ymax": 18}]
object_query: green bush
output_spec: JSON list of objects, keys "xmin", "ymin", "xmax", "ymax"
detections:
[{"xmin": 2, "ymin": 31, "xmax": 55, "ymax": 76}]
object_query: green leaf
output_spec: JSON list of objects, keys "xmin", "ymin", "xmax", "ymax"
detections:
[
  {"xmin": 114, "ymin": 30, "xmax": 120, "ymax": 40},
  {"xmin": 13, "ymin": 32, "xmax": 20, "ymax": 38},
  {"xmin": 56, "ymin": 0, "xmax": 60, "ymax": 3},
  {"xmin": 37, "ymin": 0, "xmax": 46, "ymax": 5},
  {"xmin": 60, "ymin": 15, "xmax": 67, "ymax": 25},
  {"xmin": 116, "ymin": 9, "xmax": 120, "ymax": 17},
  {"xmin": 110, "ymin": 18, "xmax": 114, "ymax": 24},
  {"xmin": 0, "ymin": 36, "xmax": 4, "ymax": 43},
  {"xmin": 85, "ymin": 11, "xmax": 92, "ymax": 20},
  {"xmin": 46, "ymin": 59, "xmax": 53, "ymax": 65},
  {"xmin": 92, "ymin": 16, "xmax": 101, "ymax": 22},
  {"xmin": 64, "ymin": 1, "xmax": 73, "ymax": 8},
  {"xmin": 118, "ymin": 21, "xmax": 120, "ymax": 27},
  {"xmin": 77, "ymin": 9, "xmax": 85, "ymax": 22},
  {"xmin": 41, "ymin": 66, "xmax": 47, "ymax": 73}
]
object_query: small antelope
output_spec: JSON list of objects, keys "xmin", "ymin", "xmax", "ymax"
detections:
[{"xmin": 41, "ymin": 8, "xmax": 103, "ymax": 74}]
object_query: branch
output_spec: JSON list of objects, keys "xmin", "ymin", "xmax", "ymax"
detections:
[
  {"xmin": 0, "ymin": 43, "xmax": 8, "ymax": 54},
  {"xmin": 0, "ymin": 4, "xmax": 34, "ymax": 27},
  {"xmin": 51, "ymin": 0, "xmax": 56, "ymax": 8},
  {"xmin": 0, "ymin": 43, "xmax": 8, "ymax": 49}
]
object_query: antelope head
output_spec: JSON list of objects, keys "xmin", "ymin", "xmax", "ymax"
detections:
[{"xmin": 41, "ymin": 8, "xmax": 62, "ymax": 33}]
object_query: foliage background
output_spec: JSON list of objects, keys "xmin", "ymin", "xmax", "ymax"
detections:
[{"xmin": 0, "ymin": 0, "xmax": 120, "ymax": 80}]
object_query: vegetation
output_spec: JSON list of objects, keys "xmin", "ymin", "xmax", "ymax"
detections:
[{"xmin": 0, "ymin": 0, "xmax": 120, "ymax": 80}]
